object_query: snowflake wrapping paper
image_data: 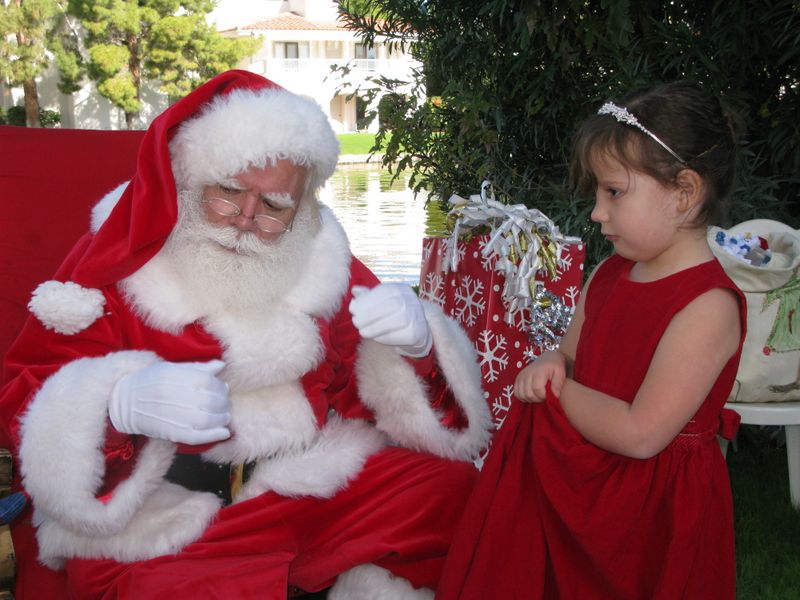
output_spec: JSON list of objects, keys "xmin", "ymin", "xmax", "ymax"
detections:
[{"xmin": 419, "ymin": 234, "xmax": 585, "ymax": 460}]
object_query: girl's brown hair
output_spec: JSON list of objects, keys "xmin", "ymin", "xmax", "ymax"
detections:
[{"xmin": 570, "ymin": 81, "xmax": 738, "ymax": 226}]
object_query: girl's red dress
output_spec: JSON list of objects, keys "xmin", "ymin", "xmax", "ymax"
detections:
[{"xmin": 437, "ymin": 254, "xmax": 746, "ymax": 600}]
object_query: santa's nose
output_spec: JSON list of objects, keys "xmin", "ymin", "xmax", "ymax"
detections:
[{"xmin": 231, "ymin": 195, "xmax": 260, "ymax": 231}]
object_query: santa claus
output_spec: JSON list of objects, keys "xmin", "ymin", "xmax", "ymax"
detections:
[{"xmin": 0, "ymin": 70, "xmax": 491, "ymax": 599}]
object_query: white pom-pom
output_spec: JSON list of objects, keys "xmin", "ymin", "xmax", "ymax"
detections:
[{"xmin": 28, "ymin": 281, "xmax": 106, "ymax": 335}]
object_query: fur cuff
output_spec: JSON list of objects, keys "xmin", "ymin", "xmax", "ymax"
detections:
[
  {"xmin": 356, "ymin": 301, "xmax": 491, "ymax": 462},
  {"xmin": 235, "ymin": 417, "xmax": 386, "ymax": 501},
  {"xmin": 329, "ymin": 564, "xmax": 434, "ymax": 600},
  {"xmin": 35, "ymin": 482, "xmax": 221, "ymax": 568},
  {"xmin": 28, "ymin": 281, "xmax": 106, "ymax": 335},
  {"xmin": 19, "ymin": 351, "xmax": 175, "ymax": 536}
]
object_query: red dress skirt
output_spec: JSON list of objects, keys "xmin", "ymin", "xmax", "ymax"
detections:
[{"xmin": 437, "ymin": 255, "xmax": 745, "ymax": 600}]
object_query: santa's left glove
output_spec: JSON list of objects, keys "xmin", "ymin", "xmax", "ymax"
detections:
[
  {"xmin": 109, "ymin": 360, "xmax": 231, "ymax": 445},
  {"xmin": 349, "ymin": 283, "xmax": 433, "ymax": 358}
]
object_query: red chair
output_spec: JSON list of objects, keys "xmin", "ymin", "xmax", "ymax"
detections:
[{"xmin": 0, "ymin": 125, "xmax": 144, "ymax": 599}]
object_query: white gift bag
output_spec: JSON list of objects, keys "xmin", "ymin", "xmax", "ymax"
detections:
[{"xmin": 708, "ymin": 219, "xmax": 800, "ymax": 403}]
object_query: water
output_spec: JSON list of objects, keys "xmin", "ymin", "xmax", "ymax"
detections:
[{"xmin": 319, "ymin": 164, "xmax": 440, "ymax": 286}]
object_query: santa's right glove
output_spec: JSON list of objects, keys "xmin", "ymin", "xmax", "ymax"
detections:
[
  {"xmin": 349, "ymin": 283, "xmax": 433, "ymax": 358},
  {"xmin": 109, "ymin": 360, "xmax": 231, "ymax": 445}
]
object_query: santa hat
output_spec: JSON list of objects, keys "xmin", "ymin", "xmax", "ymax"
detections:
[
  {"xmin": 72, "ymin": 70, "xmax": 337, "ymax": 289},
  {"xmin": 29, "ymin": 70, "xmax": 339, "ymax": 334},
  {"xmin": 169, "ymin": 86, "xmax": 339, "ymax": 192}
]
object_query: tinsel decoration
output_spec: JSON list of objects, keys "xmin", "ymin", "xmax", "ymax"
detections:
[
  {"xmin": 444, "ymin": 180, "xmax": 580, "ymax": 323},
  {"xmin": 523, "ymin": 287, "xmax": 574, "ymax": 361}
]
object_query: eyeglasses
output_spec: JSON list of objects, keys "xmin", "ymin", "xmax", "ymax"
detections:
[{"xmin": 203, "ymin": 196, "xmax": 294, "ymax": 233}]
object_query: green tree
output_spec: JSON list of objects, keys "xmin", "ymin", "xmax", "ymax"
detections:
[
  {"xmin": 339, "ymin": 0, "xmax": 800, "ymax": 270},
  {"xmin": 47, "ymin": 4, "xmax": 87, "ymax": 96},
  {"xmin": 66, "ymin": 0, "xmax": 260, "ymax": 128},
  {"xmin": 0, "ymin": 0, "xmax": 60, "ymax": 127}
]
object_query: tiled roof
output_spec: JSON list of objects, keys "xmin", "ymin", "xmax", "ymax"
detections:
[{"xmin": 239, "ymin": 12, "xmax": 349, "ymax": 32}]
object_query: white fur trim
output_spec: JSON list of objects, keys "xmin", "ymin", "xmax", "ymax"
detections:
[
  {"xmin": 356, "ymin": 301, "xmax": 492, "ymax": 461},
  {"xmin": 19, "ymin": 351, "xmax": 174, "ymax": 536},
  {"xmin": 206, "ymin": 310, "xmax": 325, "ymax": 390},
  {"xmin": 120, "ymin": 205, "xmax": 351, "ymax": 334},
  {"xmin": 202, "ymin": 381, "xmax": 319, "ymax": 464},
  {"xmin": 286, "ymin": 206, "xmax": 352, "ymax": 319},
  {"xmin": 118, "ymin": 250, "xmax": 204, "ymax": 335},
  {"xmin": 90, "ymin": 182, "xmax": 129, "ymax": 233},
  {"xmin": 28, "ymin": 281, "xmax": 106, "ymax": 335},
  {"xmin": 329, "ymin": 564, "xmax": 434, "ymax": 600},
  {"xmin": 35, "ymin": 483, "xmax": 220, "ymax": 568},
  {"xmin": 235, "ymin": 417, "xmax": 386, "ymax": 501},
  {"xmin": 169, "ymin": 87, "xmax": 339, "ymax": 192}
]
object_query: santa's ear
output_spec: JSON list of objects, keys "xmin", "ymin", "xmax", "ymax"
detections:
[{"xmin": 675, "ymin": 168, "xmax": 705, "ymax": 214}]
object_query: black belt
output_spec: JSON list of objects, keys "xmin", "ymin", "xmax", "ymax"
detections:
[{"xmin": 165, "ymin": 454, "xmax": 255, "ymax": 505}]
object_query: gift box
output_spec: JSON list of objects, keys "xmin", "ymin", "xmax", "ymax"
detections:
[{"xmin": 418, "ymin": 184, "xmax": 585, "ymax": 464}]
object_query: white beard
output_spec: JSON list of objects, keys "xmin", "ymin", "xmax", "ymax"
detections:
[{"xmin": 158, "ymin": 190, "xmax": 320, "ymax": 316}]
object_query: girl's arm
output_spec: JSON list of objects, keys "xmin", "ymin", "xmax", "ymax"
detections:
[{"xmin": 558, "ymin": 286, "xmax": 741, "ymax": 459}]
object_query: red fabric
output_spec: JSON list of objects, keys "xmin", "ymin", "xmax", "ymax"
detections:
[
  {"xmin": 2, "ymin": 255, "xmax": 469, "ymax": 600},
  {"xmin": 0, "ymin": 126, "xmax": 144, "ymax": 362},
  {"xmin": 437, "ymin": 255, "xmax": 746, "ymax": 600},
  {"xmin": 63, "ymin": 448, "xmax": 476, "ymax": 600},
  {"xmin": 0, "ymin": 126, "xmax": 144, "ymax": 599}
]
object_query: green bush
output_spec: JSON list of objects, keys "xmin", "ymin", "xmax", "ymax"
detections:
[
  {"xmin": 339, "ymin": 0, "xmax": 800, "ymax": 271},
  {"xmin": 1, "ymin": 105, "xmax": 61, "ymax": 128},
  {"xmin": 5, "ymin": 106, "xmax": 27, "ymax": 126},
  {"xmin": 39, "ymin": 108, "xmax": 61, "ymax": 128}
]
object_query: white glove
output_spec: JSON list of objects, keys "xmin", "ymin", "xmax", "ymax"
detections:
[
  {"xmin": 109, "ymin": 360, "xmax": 231, "ymax": 445},
  {"xmin": 349, "ymin": 283, "xmax": 433, "ymax": 358}
]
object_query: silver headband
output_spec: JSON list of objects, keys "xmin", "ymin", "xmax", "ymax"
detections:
[{"xmin": 597, "ymin": 102, "xmax": 686, "ymax": 164}]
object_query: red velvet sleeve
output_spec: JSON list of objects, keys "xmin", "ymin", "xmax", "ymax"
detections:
[
  {"xmin": 324, "ymin": 258, "xmax": 468, "ymax": 430},
  {"xmin": 324, "ymin": 258, "xmax": 380, "ymax": 421}
]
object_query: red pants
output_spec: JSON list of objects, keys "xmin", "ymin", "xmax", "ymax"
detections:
[{"xmin": 48, "ymin": 448, "xmax": 476, "ymax": 600}]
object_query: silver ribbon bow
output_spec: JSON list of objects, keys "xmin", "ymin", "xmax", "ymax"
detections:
[{"xmin": 444, "ymin": 181, "xmax": 580, "ymax": 322}]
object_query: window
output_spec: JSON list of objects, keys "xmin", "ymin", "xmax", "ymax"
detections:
[
  {"xmin": 274, "ymin": 42, "xmax": 298, "ymax": 59},
  {"xmin": 325, "ymin": 41, "xmax": 343, "ymax": 59},
  {"xmin": 354, "ymin": 43, "xmax": 376, "ymax": 60},
  {"xmin": 274, "ymin": 42, "xmax": 309, "ymax": 59}
]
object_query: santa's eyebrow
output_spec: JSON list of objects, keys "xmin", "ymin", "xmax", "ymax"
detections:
[
  {"xmin": 261, "ymin": 192, "xmax": 295, "ymax": 209},
  {"xmin": 216, "ymin": 178, "xmax": 245, "ymax": 189}
]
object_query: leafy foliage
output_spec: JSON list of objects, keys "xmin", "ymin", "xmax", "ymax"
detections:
[
  {"xmin": 64, "ymin": 0, "xmax": 260, "ymax": 126},
  {"xmin": 0, "ymin": 0, "xmax": 56, "ymax": 82},
  {"xmin": 0, "ymin": 105, "xmax": 60, "ymax": 127},
  {"xmin": 47, "ymin": 7, "xmax": 87, "ymax": 96},
  {"xmin": 338, "ymin": 0, "xmax": 800, "ymax": 270},
  {"xmin": 0, "ymin": 0, "xmax": 61, "ymax": 126}
]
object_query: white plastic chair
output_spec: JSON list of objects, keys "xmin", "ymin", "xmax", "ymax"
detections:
[
  {"xmin": 721, "ymin": 218, "xmax": 800, "ymax": 510},
  {"xmin": 724, "ymin": 402, "xmax": 800, "ymax": 509}
]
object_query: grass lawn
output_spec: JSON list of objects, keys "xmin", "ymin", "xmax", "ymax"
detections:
[
  {"xmin": 728, "ymin": 425, "xmax": 800, "ymax": 599},
  {"xmin": 337, "ymin": 132, "xmax": 385, "ymax": 155}
]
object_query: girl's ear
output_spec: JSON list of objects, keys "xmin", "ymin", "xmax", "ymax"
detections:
[{"xmin": 675, "ymin": 169, "xmax": 705, "ymax": 214}]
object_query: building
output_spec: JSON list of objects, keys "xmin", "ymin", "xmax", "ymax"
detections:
[
  {"xmin": 217, "ymin": 0, "xmax": 421, "ymax": 133},
  {"xmin": 1, "ymin": 0, "xmax": 422, "ymax": 132}
]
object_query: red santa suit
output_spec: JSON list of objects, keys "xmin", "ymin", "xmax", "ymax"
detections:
[{"xmin": 0, "ymin": 71, "xmax": 491, "ymax": 600}]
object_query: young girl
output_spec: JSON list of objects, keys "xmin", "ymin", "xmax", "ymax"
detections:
[{"xmin": 437, "ymin": 82, "xmax": 745, "ymax": 600}]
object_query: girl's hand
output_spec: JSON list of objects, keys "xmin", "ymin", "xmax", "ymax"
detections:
[{"xmin": 514, "ymin": 352, "xmax": 566, "ymax": 402}]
